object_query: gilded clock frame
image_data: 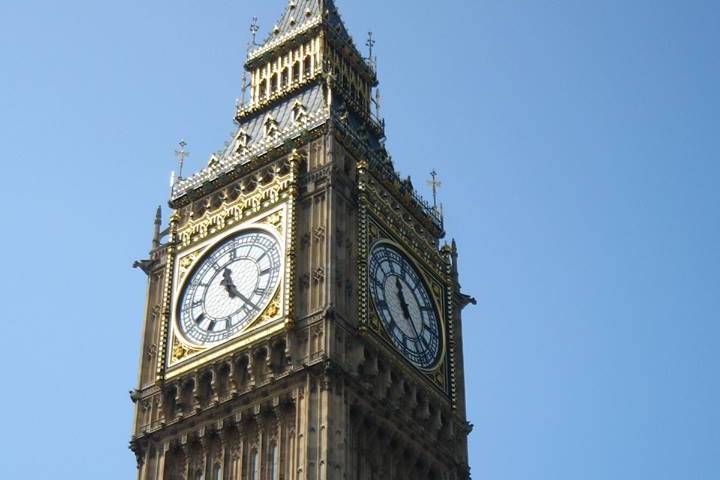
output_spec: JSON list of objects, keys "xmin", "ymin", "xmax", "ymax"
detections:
[
  {"xmin": 367, "ymin": 238, "xmax": 447, "ymax": 372},
  {"xmin": 171, "ymin": 209, "xmax": 286, "ymax": 353},
  {"xmin": 156, "ymin": 153, "xmax": 301, "ymax": 381},
  {"xmin": 357, "ymin": 161, "xmax": 453, "ymax": 396}
]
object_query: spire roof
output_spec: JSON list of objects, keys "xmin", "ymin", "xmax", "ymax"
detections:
[
  {"xmin": 248, "ymin": 0, "xmax": 363, "ymax": 69},
  {"xmin": 264, "ymin": 0, "xmax": 322, "ymax": 42}
]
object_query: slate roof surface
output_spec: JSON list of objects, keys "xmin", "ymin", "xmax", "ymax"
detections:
[
  {"xmin": 251, "ymin": 0, "xmax": 361, "ymax": 63},
  {"xmin": 170, "ymin": 84, "xmax": 328, "ymax": 200},
  {"xmin": 230, "ymin": 84, "xmax": 327, "ymax": 153}
]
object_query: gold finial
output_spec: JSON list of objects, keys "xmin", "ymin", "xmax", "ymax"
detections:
[
  {"xmin": 428, "ymin": 170, "xmax": 442, "ymax": 209},
  {"xmin": 175, "ymin": 140, "xmax": 190, "ymax": 179},
  {"xmin": 250, "ymin": 17, "xmax": 260, "ymax": 46},
  {"xmin": 366, "ymin": 31, "xmax": 376, "ymax": 60}
]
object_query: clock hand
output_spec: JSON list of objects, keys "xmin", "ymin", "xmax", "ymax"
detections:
[
  {"xmin": 220, "ymin": 268, "xmax": 260, "ymax": 310},
  {"xmin": 395, "ymin": 277, "xmax": 412, "ymax": 320},
  {"xmin": 396, "ymin": 277, "xmax": 425, "ymax": 344},
  {"xmin": 220, "ymin": 268, "xmax": 238, "ymax": 298}
]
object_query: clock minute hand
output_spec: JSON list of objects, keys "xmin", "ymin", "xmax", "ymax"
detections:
[
  {"xmin": 221, "ymin": 268, "xmax": 260, "ymax": 310},
  {"xmin": 395, "ymin": 277, "xmax": 412, "ymax": 320},
  {"xmin": 396, "ymin": 277, "xmax": 424, "ymax": 345}
]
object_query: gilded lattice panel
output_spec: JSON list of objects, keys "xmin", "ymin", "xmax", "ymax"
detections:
[{"xmin": 165, "ymin": 202, "xmax": 292, "ymax": 377}]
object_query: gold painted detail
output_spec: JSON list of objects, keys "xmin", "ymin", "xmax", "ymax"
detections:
[
  {"xmin": 171, "ymin": 336, "xmax": 202, "ymax": 363},
  {"xmin": 262, "ymin": 212, "xmax": 284, "ymax": 235},
  {"xmin": 262, "ymin": 295, "xmax": 281, "ymax": 321},
  {"xmin": 178, "ymin": 171, "xmax": 293, "ymax": 249},
  {"xmin": 178, "ymin": 250, "xmax": 202, "ymax": 282}
]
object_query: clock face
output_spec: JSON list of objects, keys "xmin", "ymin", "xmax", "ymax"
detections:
[
  {"xmin": 368, "ymin": 243, "xmax": 442, "ymax": 369},
  {"xmin": 177, "ymin": 230, "xmax": 282, "ymax": 346}
]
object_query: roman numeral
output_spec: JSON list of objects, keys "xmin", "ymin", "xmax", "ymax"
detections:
[{"xmin": 194, "ymin": 314, "xmax": 205, "ymax": 325}]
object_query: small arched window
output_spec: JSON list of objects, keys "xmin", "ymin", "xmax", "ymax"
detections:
[
  {"xmin": 270, "ymin": 73, "xmax": 279, "ymax": 94},
  {"xmin": 250, "ymin": 450, "xmax": 259, "ymax": 480},
  {"xmin": 212, "ymin": 464, "xmax": 222, "ymax": 480},
  {"xmin": 292, "ymin": 62, "xmax": 301, "ymax": 83},
  {"xmin": 303, "ymin": 55, "xmax": 312, "ymax": 78},
  {"xmin": 269, "ymin": 443, "xmax": 279, "ymax": 480},
  {"xmin": 281, "ymin": 68, "xmax": 289, "ymax": 88},
  {"xmin": 258, "ymin": 79, "xmax": 268, "ymax": 100}
]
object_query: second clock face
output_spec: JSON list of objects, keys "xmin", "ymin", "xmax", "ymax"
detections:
[
  {"xmin": 178, "ymin": 230, "xmax": 282, "ymax": 346},
  {"xmin": 368, "ymin": 243, "xmax": 442, "ymax": 369}
]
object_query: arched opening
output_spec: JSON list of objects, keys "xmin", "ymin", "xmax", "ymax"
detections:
[
  {"xmin": 303, "ymin": 55, "xmax": 312, "ymax": 78},
  {"xmin": 270, "ymin": 73, "xmax": 279, "ymax": 94},
  {"xmin": 269, "ymin": 443, "xmax": 279, "ymax": 480},
  {"xmin": 180, "ymin": 379, "xmax": 195, "ymax": 414},
  {"xmin": 281, "ymin": 68, "xmax": 289, "ymax": 88},
  {"xmin": 271, "ymin": 340, "xmax": 288, "ymax": 374},
  {"xmin": 292, "ymin": 62, "xmax": 301, "ymax": 83},
  {"xmin": 217, "ymin": 363, "xmax": 230, "ymax": 398},
  {"xmin": 212, "ymin": 463, "xmax": 222, "ymax": 480},
  {"xmin": 250, "ymin": 449, "xmax": 259, "ymax": 480},
  {"xmin": 235, "ymin": 356, "xmax": 250, "ymax": 389},
  {"xmin": 253, "ymin": 348, "xmax": 268, "ymax": 383},
  {"xmin": 198, "ymin": 371, "xmax": 213, "ymax": 407},
  {"xmin": 258, "ymin": 79, "xmax": 267, "ymax": 100},
  {"xmin": 163, "ymin": 386, "xmax": 178, "ymax": 420}
]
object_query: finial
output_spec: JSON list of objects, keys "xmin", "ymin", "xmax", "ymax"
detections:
[
  {"xmin": 175, "ymin": 139, "xmax": 190, "ymax": 179},
  {"xmin": 428, "ymin": 170, "xmax": 442, "ymax": 209},
  {"xmin": 366, "ymin": 31, "xmax": 376, "ymax": 62},
  {"xmin": 152, "ymin": 206, "xmax": 162, "ymax": 248},
  {"xmin": 375, "ymin": 87, "xmax": 382, "ymax": 119},
  {"xmin": 250, "ymin": 17, "xmax": 260, "ymax": 46}
]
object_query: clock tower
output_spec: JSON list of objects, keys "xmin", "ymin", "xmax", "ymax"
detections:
[{"xmin": 130, "ymin": 1, "xmax": 474, "ymax": 479}]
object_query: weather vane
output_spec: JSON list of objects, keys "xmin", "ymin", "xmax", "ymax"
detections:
[
  {"xmin": 427, "ymin": 170, "xmax": 442, "ymax": 209},
  {"xmin": 175, "ymin": 140, "xmax": 190, "ymax": 179}
]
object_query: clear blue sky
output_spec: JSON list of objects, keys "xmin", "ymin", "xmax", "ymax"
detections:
[{"xmin": 1, "ymin": 0, "xmax": 718, "ymax": 478}]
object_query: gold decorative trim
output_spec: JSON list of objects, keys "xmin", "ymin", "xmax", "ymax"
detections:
[
  {"xmin": 177, "ymin": 170, "xmax": 293, "ymax": 250},
  {"xmin": 261, "ymin": 211, "xmax": 284, "ymax": 235},
  {"xmin": 177, "ymin": 250, "xmax": 202, "ymax": 283},
  {"xmin": 171, "ymin": 335, "xmax": 203, "ymax": 363}
]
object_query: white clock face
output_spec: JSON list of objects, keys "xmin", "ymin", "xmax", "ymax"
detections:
[
  {"xmin": 178, "ymin": 230, "xmax": 282, "ymax": 346},
  {"xmin": 368, "ymin": 243, "xmax": 442, "ymax": 369}
]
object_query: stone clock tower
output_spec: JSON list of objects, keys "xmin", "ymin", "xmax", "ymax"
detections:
[{"xmin": 130, "ymin": 1, "xmax": 474, "ymax": 479}]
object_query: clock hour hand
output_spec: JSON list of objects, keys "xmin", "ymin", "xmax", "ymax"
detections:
[
  {"xmin": 220, "ymin": 268, "xmax": 239, "ymax": 298},
  {"xmin": 220, "ymin": 268, "xmax": 259, "ymax": 310},
  {"xmin": 395, "ymin": 277, "xmax": 412, "ymax": 320}
]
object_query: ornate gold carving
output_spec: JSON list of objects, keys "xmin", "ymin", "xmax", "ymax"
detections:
[
  {"xmin": 177, "ymin": 168, "xmax": 293, "ymax": 250},
  {"xmin": 262, "ymin": 212, "xmax": 284, "ymax": 235},
  {"xmin": 171, "ymin": 336, "xmax": 203, "ymax": 363},
  {"xmin": 178, "ymin": 250, "xmax": 202, "ymax": 281},
  {"xmin": 262, "ymin": 295, "xmax": 281, "ymax": 321},
  {"xmin": 368, "ymin": 222, "xmax": 380, "ymax": 242}
]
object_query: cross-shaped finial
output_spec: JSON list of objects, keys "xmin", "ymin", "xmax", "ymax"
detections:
[
  {"xmin": 175, "ymin": 140, "xmax": 190, "ymax": 179},
  {"xmin": 250, "ymin": 17, "xmax": 260, "ymax": 45},
  {"xmin": 428, "ymin": 170, "xmax": 442, "ymax": 209},
  {"xmin": 366, "ymin": 32, "xmax": 375, "ymax": 60}
]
